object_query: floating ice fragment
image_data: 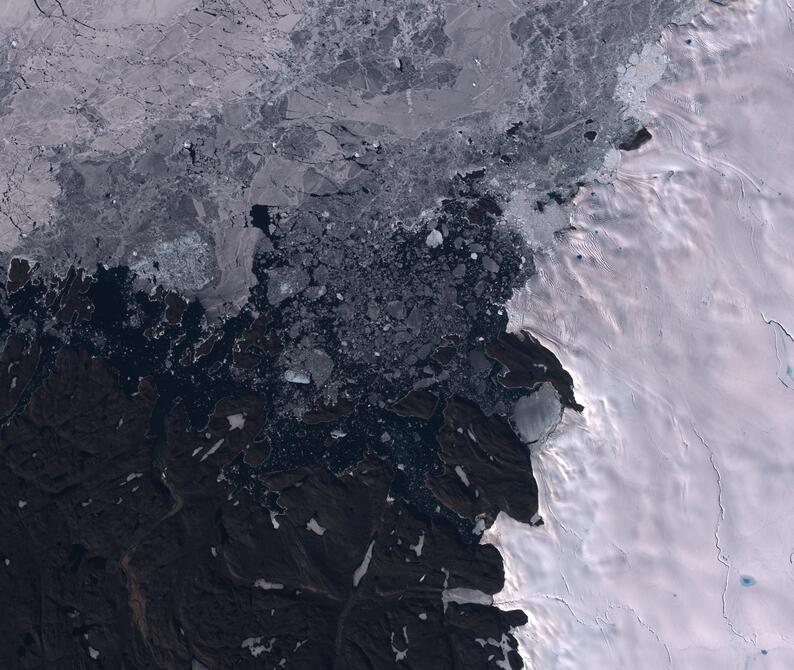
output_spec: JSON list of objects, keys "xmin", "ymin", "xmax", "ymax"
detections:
[
  {"xmin": 425, "ymin": 229, "xmax": 443, "ymax": 248},
  {"xmin": 284, "ymin": 370, "xmax": 311, "ymax": 384}
]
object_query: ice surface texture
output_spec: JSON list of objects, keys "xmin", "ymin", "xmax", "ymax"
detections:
[
  {"xmin": 0, "ymin": 0, "xmax": 694, "ymax": 314},
  {"xmin": 488, "ymin": 1, "xmax": 794, "ymax": 667}
]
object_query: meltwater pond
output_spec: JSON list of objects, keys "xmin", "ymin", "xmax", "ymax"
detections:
[{"xmin": 486, "ymin": 1, "xmax": 794, "ymax": 668}]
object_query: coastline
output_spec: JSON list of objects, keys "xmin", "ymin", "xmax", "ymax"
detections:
[{"xmin": 488, "ymin": 1, "xmax": 794, "ymax": 666}]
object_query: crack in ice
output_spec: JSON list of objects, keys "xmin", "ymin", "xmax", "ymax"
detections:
[
  {"xmin": 494, "ymin": 594, "xmax": 588, "ymax": 627},
  {"xmin": 762, "ymin": 312, "xmax": 794, "ymax": 390},
  {"xmin": 692, "ymin": 427, "xmax": 752, "ymax": 645},
  {"xmin": 633, "ymin": 612, "xmax": 672, "ymax": 670},
  {"xmin": 762, "ymin": 312, "xmax": 794, "ymax": 342},
  {"xmin": 600, "ymin": 604, "xmax": 673, "ymax": 670}
]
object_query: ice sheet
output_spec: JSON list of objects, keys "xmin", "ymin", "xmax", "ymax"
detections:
[{"xmin": 486, "ymin": 1, "xmax": 794, "ymax": 667}]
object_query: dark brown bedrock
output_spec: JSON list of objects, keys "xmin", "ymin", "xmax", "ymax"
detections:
[
  {"xmin": 486, "ymin": 330, "xmax": 584, "ymax": 412},
  {"xmin": 428, "ymin": 396, "xmax": 539, "ymax": 526},
  {"xmin": 0, "ymin": 346, "xmax": 528, "ymax": 669}
]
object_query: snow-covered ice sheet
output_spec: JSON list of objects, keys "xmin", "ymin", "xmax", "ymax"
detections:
[{"xmin": 486, "ymin": 1, "xmax": 794, "ymax": 668}]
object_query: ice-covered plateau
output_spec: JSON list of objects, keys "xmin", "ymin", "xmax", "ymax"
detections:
[{"xmin": 487, "ymin": 1, "xmax": 794, "ymax": 668}]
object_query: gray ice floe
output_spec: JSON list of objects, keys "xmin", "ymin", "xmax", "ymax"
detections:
[{"xmin": 511, "ymin": 383, "xmax": 563, "ymax": 446}]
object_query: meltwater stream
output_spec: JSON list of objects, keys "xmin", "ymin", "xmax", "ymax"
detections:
[{"xmin": 487, "ymin": 2, "xmax": 794, "ymax": 668}]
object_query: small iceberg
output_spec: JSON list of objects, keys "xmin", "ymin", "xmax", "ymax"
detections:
[{"xmin": 284, "ymin": 370, "xmax": 311, "ymax": 384}]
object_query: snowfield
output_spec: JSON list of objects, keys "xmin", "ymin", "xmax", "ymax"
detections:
[{"xmin": 487, "ymin": 1, "xmax": 794, "ymax": 668}]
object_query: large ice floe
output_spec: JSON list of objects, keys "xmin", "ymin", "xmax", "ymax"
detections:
[{"xmin": 486, "ymin": 1, "xmax": 794, "ymax": 668}]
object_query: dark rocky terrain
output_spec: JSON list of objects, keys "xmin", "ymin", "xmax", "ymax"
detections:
[
  {"xmin": 0, "ymin": 238, "xmax": 580, "ymax": 669},
  {"xmin": 0, "ymin": 0, "xmax": 695, "ymax": 666}
]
